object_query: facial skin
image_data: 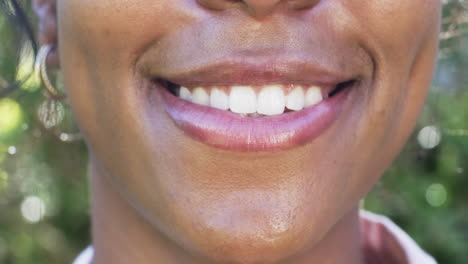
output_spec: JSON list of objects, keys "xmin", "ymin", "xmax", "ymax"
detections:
[{"xmin": 34, "ymin": 0, "xmax": 441, "ymax": 263}]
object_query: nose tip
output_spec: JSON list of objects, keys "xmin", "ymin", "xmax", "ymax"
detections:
[{"xmin": 197, "ymin": 0, "xmax": 318, "ymax": 18}]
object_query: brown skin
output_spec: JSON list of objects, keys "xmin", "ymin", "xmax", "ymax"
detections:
[{"xmin": 34, "ymin": 0, "xmax": 441, "ymax": 263}]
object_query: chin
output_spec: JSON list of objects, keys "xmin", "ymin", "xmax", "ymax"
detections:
[
  {"xmin": 189, "ymin": 215, "xmax": 312, "ymax": 264},
  {"xmin": 156, "ymin": 189, "xmax": 333, "ymax": 264}
]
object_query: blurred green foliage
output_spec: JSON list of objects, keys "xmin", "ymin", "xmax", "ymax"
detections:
[{"xmin": 0, "ymin": 1, "xmax": 467, "ymax": 263}]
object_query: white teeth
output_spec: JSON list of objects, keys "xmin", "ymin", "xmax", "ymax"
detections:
[
  {"xmin": 179, "ymin": 86, "xmax": 192, "ymax": 102},
  {"xmin": 304, "ymin": 86, "xmax": 323, "ymax": 107},
  {"xmin": 286, "ymin": 86, "xmax": 305, "ymax": 111},
  {"xmin": 257, "ymin": 85, "xmax": 285, "ymax": 116},
  {"xmin": 176, "ymin": 84, "xmax": 325, "ymax": 115},
  {"xmin": 210, "ymin": 88, "xmax": 229, "ymax": 110},
  {"xmin": 192, "ymin": 87, "xmax": 210, "ymax": 106},
  {"xmin": 229, "ymin": 86, "xmax": 257, "ymax": 114}
]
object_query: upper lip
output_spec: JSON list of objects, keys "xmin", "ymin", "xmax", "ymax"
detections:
[{"xmin": 140, "ymin": 53, "xmax": 361, "ymax": 90}]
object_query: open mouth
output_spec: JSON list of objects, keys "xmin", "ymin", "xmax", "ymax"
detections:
[
  {"xmin": 141, "ymin": 56, "xmax": 364, "ymax": 152},
  {"xmin": 156, "ymin": 79, "xmax": 356, "ymax": 117},
  {"xmin": 150, "ymin": 77, "xmax": 357, "ymax": 152}
]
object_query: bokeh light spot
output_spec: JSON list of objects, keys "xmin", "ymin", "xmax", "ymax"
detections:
[
  {"xmin": 0, "ymin": 98, "xmax": 23, "ymax": 136},
  {"xmin": 20, "ymin": 196, "xmax": 46, "ymax": 223},
  {"xmin": 417, "ymin": 126, "xmax": 441, "ymax": 149},
  {"xmin": 7, "ymin": 146, "xmax": 16, "ymax": 155},
  {"xmin": 425, "ymin": 183, "xmax": 448, "ymax": 207}
]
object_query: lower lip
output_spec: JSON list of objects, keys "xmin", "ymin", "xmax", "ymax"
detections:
[{"xmin": 157, "ymin": 84, "xmax": 352, "ymax": 152}]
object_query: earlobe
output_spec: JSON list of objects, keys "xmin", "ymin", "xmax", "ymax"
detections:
[{"xmin": 32, "ymin": 0, "xmax": 59, "ymax": 66}]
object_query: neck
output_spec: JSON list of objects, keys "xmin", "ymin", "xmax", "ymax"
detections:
[{"xmin": 90, "ymin": 161, "xmax": 364, "ymax": 264}]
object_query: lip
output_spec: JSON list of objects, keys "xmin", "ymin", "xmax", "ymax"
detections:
[
  {"xmin": 143, "ymin": 58, "xmax": 361, "ymax": 152},
  {"xmin": 154, "ymin": 81, "xmax": 354, "ymax": 152},
  {"xmin": 149, "ymin": 56, "xmax": 354, "ymax": 89}
]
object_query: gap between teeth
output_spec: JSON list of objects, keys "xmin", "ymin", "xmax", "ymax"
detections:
[{"xmin": 178, "ymin": 85, "xmax": 324, "ymax": 116}]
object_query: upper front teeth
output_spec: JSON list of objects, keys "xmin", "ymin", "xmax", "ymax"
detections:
[
  {"xmin": 230, "ymin": 86, "xmax": 257, "ymax": 114},
  {"xmin": 177, "ymin": 85, "xmax": 323, "ymax": 116},
  {"xmin": 257, "ymin": 85, "xmax": 286, "ymax": 115},
  {"xmin": 210, "ymin": 88, "xmax": 229, "ymax": 110}
]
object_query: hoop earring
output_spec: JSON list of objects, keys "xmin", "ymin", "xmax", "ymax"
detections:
[{"xmin": 34, "ymin": 45, "xmax": 82, "ymax": 142}]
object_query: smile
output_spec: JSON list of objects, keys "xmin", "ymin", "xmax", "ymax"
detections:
[
  {"xmin": 147, "ymin": 59, "xmax": 362, "ymax": 152},
  {"xmin": 161, "ymin": 81, "xmax": 355, "ymax": 117}
]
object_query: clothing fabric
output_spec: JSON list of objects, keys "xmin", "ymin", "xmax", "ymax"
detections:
[
  {"xmin": 73, "ymin": 210, "xmax": 437, "ymax": 264},
  {"xmin": 359, "ymin": 211, "xmax": 436, "ymax": 264}
]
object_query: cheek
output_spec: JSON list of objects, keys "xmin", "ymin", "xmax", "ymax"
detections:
[
  {"xmin": 55, "ymin": 0, "xmax": 184, "ymax": 147},
  {"xmin": 347, "ymin": 0, "xmax": 440, "ymax": 55},
  {"xmin": 56, "ymin": 0, "xmax": 203, "ymax": 131},
  {"xmin": 57, "ymin": 0, "xmax": 197, "ymax": 57},
  {"xmin": 55, "ymin": 1, "xmax": 205, "ymax": 239},
  {"xmin": 57, "ymin": 0, "xmax": 164, "ymax": 80},
  {"xmin": 324, "ymin": 0, "xmax": 441, "ymax": 214}
]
